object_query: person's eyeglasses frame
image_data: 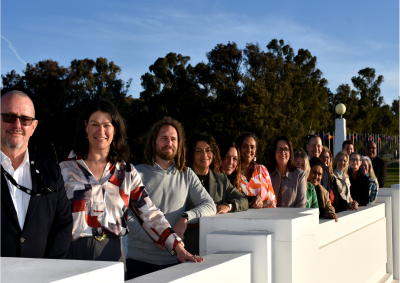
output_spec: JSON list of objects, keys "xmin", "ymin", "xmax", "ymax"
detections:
[
  {"xmin": 1, "ymin": 113, "xmax": 36, "ymax": 126},
  {"xmin": 350, "ymin": 158, "xmax": 361, "ymax": 163},
  {"xmin": 276, "ymin": 147, "xmax": 290, "ymax": 154}
]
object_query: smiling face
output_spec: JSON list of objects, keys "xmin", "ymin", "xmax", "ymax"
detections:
[
  {"xmin": 366, "ymin": 142, "xmax": 377, "ymax": 159},
  {"xmin": 85, "ymin": 111, "xmax": 114, "ymax": 152},
  {"xmin": 319, "ymin": 151, "xmax": 331, "ymax": 167},
  {"xmin": 343, "ymin": 144, "xmax": 354, "ymax": 156},
  {"xmin": 294, "ymin": 157, "xmax": 305, "ymax": 170},
  {"xmin": 240, "ymin": 137, "xmax": 256, "ymax": 164},
  {"xmin": 223, "ymin": 147, "xmax": 238, "ymax": 176},
  {"xmin": 308, "ymin": 165, "xmax": 324, "ymax": 187},
  {"xmin": 192, "ymin": 141, "xmax": 213, "ymax": 173},
  {"xmin": 336, "ymin": 155, "xmax": 348, "ymax": 172},
  {"xmin": 349, "ymin": 154, "xmax": 361, "ymax": 171},
  {"xmin": 360, "ymin": 160, "xmax": 369, "ymax": 175},
  {"xmin": 154, "ymin": 125, "xmax": 178, "ymax": 161},
  {"xmin": 307, "ymin": 136, "xmax": 323, "ymax": 158},
  {"xmin": 275, "ymin": 140, "xmax": 290, "ymax": 168},
  {"xmin": 1, "ymin": 94, "xmax": 38, "ymax": 152}
]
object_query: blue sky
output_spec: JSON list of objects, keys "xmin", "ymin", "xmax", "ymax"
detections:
[{"xmin": 2, "ymin": 0, "xmax": 399, "ymax": 105}]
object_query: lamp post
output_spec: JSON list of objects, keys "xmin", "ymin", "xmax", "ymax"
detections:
[{"xmin": 334, "ymin": 103, "xmax": 346, "ymax": 156}]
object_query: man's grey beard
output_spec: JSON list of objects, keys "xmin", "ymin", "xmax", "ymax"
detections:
[{"xmin": 4, "ymin": 130, "xmax": 25, "ymax": 149}]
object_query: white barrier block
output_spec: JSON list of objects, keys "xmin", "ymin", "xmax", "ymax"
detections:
[
  {"xmin": 379, "ymin": 186, "xmax": 400, "ymax": 279},
  {"xmin": 129, "ymin": 253, "xmax": 251, "ymax": 283},
  {"xmin": 0, "ymin": 257, "xmax": 124, "ymax": 283},
  {"xmin": 206, "ymin": 231, "xmax": 272, "ymax": 283},
  {"xmin": 200, "ymin": 208, "xmax": 319, "ymax": 283}
]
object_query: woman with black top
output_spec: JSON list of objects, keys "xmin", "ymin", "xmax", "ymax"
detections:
[
  {"xmin": 348, "ymin": 152, "xmax": 370, "ymax": 206},
  {"xmin": 184, "ymin": 132, "xmax": 248, "ymax": 255}
]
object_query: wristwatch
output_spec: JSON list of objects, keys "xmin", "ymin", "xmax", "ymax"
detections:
[
  {"xmin": 181, "ymin": 212, "xmax": 189, "ymax": 220},
  {"xmin": 224, "ymin": 202, "xmax": 233, "ymax": 211}
]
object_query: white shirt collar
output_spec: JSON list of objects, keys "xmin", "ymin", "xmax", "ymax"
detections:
[{"xmin": 1, "ymin": 149, "xmax": 30, "ymax": 168}]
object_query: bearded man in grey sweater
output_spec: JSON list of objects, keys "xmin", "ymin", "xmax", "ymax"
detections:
[{"xmin": 125, "ymin": 117, "xmax": 216, "ymax": 280}]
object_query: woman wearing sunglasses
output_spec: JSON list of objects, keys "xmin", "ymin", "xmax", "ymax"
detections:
[{"xmin": 268, "ymin": 135, "xmax": 307, "ymax": 208}]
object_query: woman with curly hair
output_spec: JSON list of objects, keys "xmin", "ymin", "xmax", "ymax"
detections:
[
  {"xmin": 185, "ymin": 132, "xmax": 248, "ymax": 255},
  {"xmin": 236, "ymin": 132, "xmax": 276, "ymax": 209}
]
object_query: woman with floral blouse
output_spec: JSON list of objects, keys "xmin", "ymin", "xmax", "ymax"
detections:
[{"xmin": 235, "ymin": 132, "xmax": 276, "ymax": 209}]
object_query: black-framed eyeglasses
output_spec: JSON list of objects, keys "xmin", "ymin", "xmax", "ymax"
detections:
[
  {"xmin": 276, "ymin": 147, "xmax": 290, "ymax": 154},
  {"xmin": 1, "ymin": 113, "xmax": 36, "ymax": 126}
]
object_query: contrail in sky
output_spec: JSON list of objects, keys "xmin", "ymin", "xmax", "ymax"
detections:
[{"xmin": 1, "ymin": 36, "xmax": 27, "ymax": 66}]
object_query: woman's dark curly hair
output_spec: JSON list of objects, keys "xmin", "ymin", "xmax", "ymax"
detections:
[
  {"xmin": 220, "ymin": 142, "xmax": 242, "ymax": 193},
  {"xmin": 235, "ymin": 132, "xmax": 259, "ymax": 176},
  {"xmin": 186, "ymin": 132, "xmax": 222, "ymax": 173},
  {"xmin": 73, "ymin": 98, "xmax": 130, "ymax": 163}
]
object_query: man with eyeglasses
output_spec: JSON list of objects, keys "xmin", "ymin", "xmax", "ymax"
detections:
[
  {"xmin": 1, "ymin": 90, "xmax": 72, "ymax": 258},
  {"xmin": 366, "ymin": 141, "xmax": 386, "ymax": 188}
]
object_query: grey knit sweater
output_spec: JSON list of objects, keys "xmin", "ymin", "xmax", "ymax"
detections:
[{"xmin": 126, "ymin": 164, "xmax": 216, "ymax": 265}]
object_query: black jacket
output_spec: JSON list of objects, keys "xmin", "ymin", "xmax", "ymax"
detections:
[
  {"xmin": 330, "ymin": 175, "xmax": 349, "ymax": 212},
  {"xmin": 349, "ymin": 172, "xmax": 370, "ymax": 206},
  {"xmin": 1, "ymin": 151, "xmax": 72, "ymax": 258},
  {"xmin": 372, "ymin": 157, "xmax": 387, "ymax": 188}
]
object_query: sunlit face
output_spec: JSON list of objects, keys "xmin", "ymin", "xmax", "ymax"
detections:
[
  {"xmin": 193, "ymin": 141, "xmax": 213, "ymax": 172},
  {"xmin": 319, "ymin": 151, "xmax": 331, "ymax": 167},
  {"xmin": 1, "ymin": 95, "xmax": 38, "ymax": 151},
  {"xmin": 349, "ymin": 154, "xmax": 361, "ymax": 171},
  {"xmin": 366, "ymin": 142, "xmax": 377, "ymax": 159},
  {"xmin": 360, "ymin": 160, "xmax": 369, "ymax": 175},
  {"xmin": 343, "ymin": 144, "xmax": 354, "ymax": 156},
  {"xmin": 336, "ymin": 155, "xmax": 348, "ymax": 172},
  {"xmin": 307, "ymin": 137, "xmax": 323, "ymax": 158},
  {"xmin": 223, "ymin": 147, "xmax": 238, "ymax": 176},
  {"xmin": 294, "ymin": 157, "xmax": 305, "ymax": 171},
  {"xmin": 85, "ymin": 111, "xmax": 114, "ymax": 151},
  {"xmin": 308, "ymin": 165, "xmax": 323, "ymax": 187},
  {"xmin": 155, "ymin": 125, "xmax": 178, "ymax": 161},
  {"xmin": 240, "ymin": 137, "xmax": 256, "ymax": 164},
  {"xmin": 275, "ymin": 140, "xmax": 290, "ymax": 167}
]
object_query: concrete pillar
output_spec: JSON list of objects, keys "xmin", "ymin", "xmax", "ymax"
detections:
[{"xmin": 334, "ymin": 118, "xmax": 346, "ymax": 157}]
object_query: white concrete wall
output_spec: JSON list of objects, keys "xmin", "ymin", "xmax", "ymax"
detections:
[
  {"xmin": 128, "ymin": 253, "xmax": 251, "ymax": 283},
  {"xmin": 1, "ymin": 257, "xmax": 124, "ymax": 283},
  {"xmin": 378, "ymin": 185, "xmax": 400, "ymax": 280}
]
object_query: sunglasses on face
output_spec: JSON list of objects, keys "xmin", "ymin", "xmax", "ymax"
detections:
[{"xmin": 1, "ymin": 113, "xmax": 36, "ymax": 126}]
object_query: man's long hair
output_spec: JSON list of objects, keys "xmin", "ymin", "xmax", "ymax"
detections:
[{"xmin": 144, "ymin": 117, "xmax": 187, "ymax": 172}]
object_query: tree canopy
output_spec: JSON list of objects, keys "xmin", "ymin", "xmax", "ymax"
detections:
[{"xmin": 2, "ymin": 40, "xmax": 398, "ymax": 164}]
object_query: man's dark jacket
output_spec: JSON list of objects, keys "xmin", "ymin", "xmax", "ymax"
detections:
[
  {"xmin": 372, "ymin": 157, "xmax": 387, "ymax": 188},
  {"xmin": 1, "ymin": 151, "xmax": 72, "ymax": 258}
]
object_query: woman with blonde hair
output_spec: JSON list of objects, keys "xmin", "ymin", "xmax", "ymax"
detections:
[
  {"xmin": 360, "ymin": 156, "xmax": 379, "ymax": 204},
  {"xmin": 294, "ymin": 151, "xmax": 318, "ymax": 208},
  {"xmin": 332, "ymin": 151, "xmax": 358, "ymax": 211}
]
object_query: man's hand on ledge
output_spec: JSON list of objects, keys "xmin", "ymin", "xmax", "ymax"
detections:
[{"xmin": 175, "ymin": 243, "xmax": 204, "ymax": 263}]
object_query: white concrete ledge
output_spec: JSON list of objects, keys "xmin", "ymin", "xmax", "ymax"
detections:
[
  {"xmin": 0, "ymin": 257, "xmax": 124, "ymax": 283},
  {"xmin": 128, "ymin": 253, "xmax": 251, "ymax": 283}
]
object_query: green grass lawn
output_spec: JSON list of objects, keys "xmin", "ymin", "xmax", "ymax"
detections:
[{"xmin": 384, "ymin": 161, "xmax": 399, "ymax": 188}]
